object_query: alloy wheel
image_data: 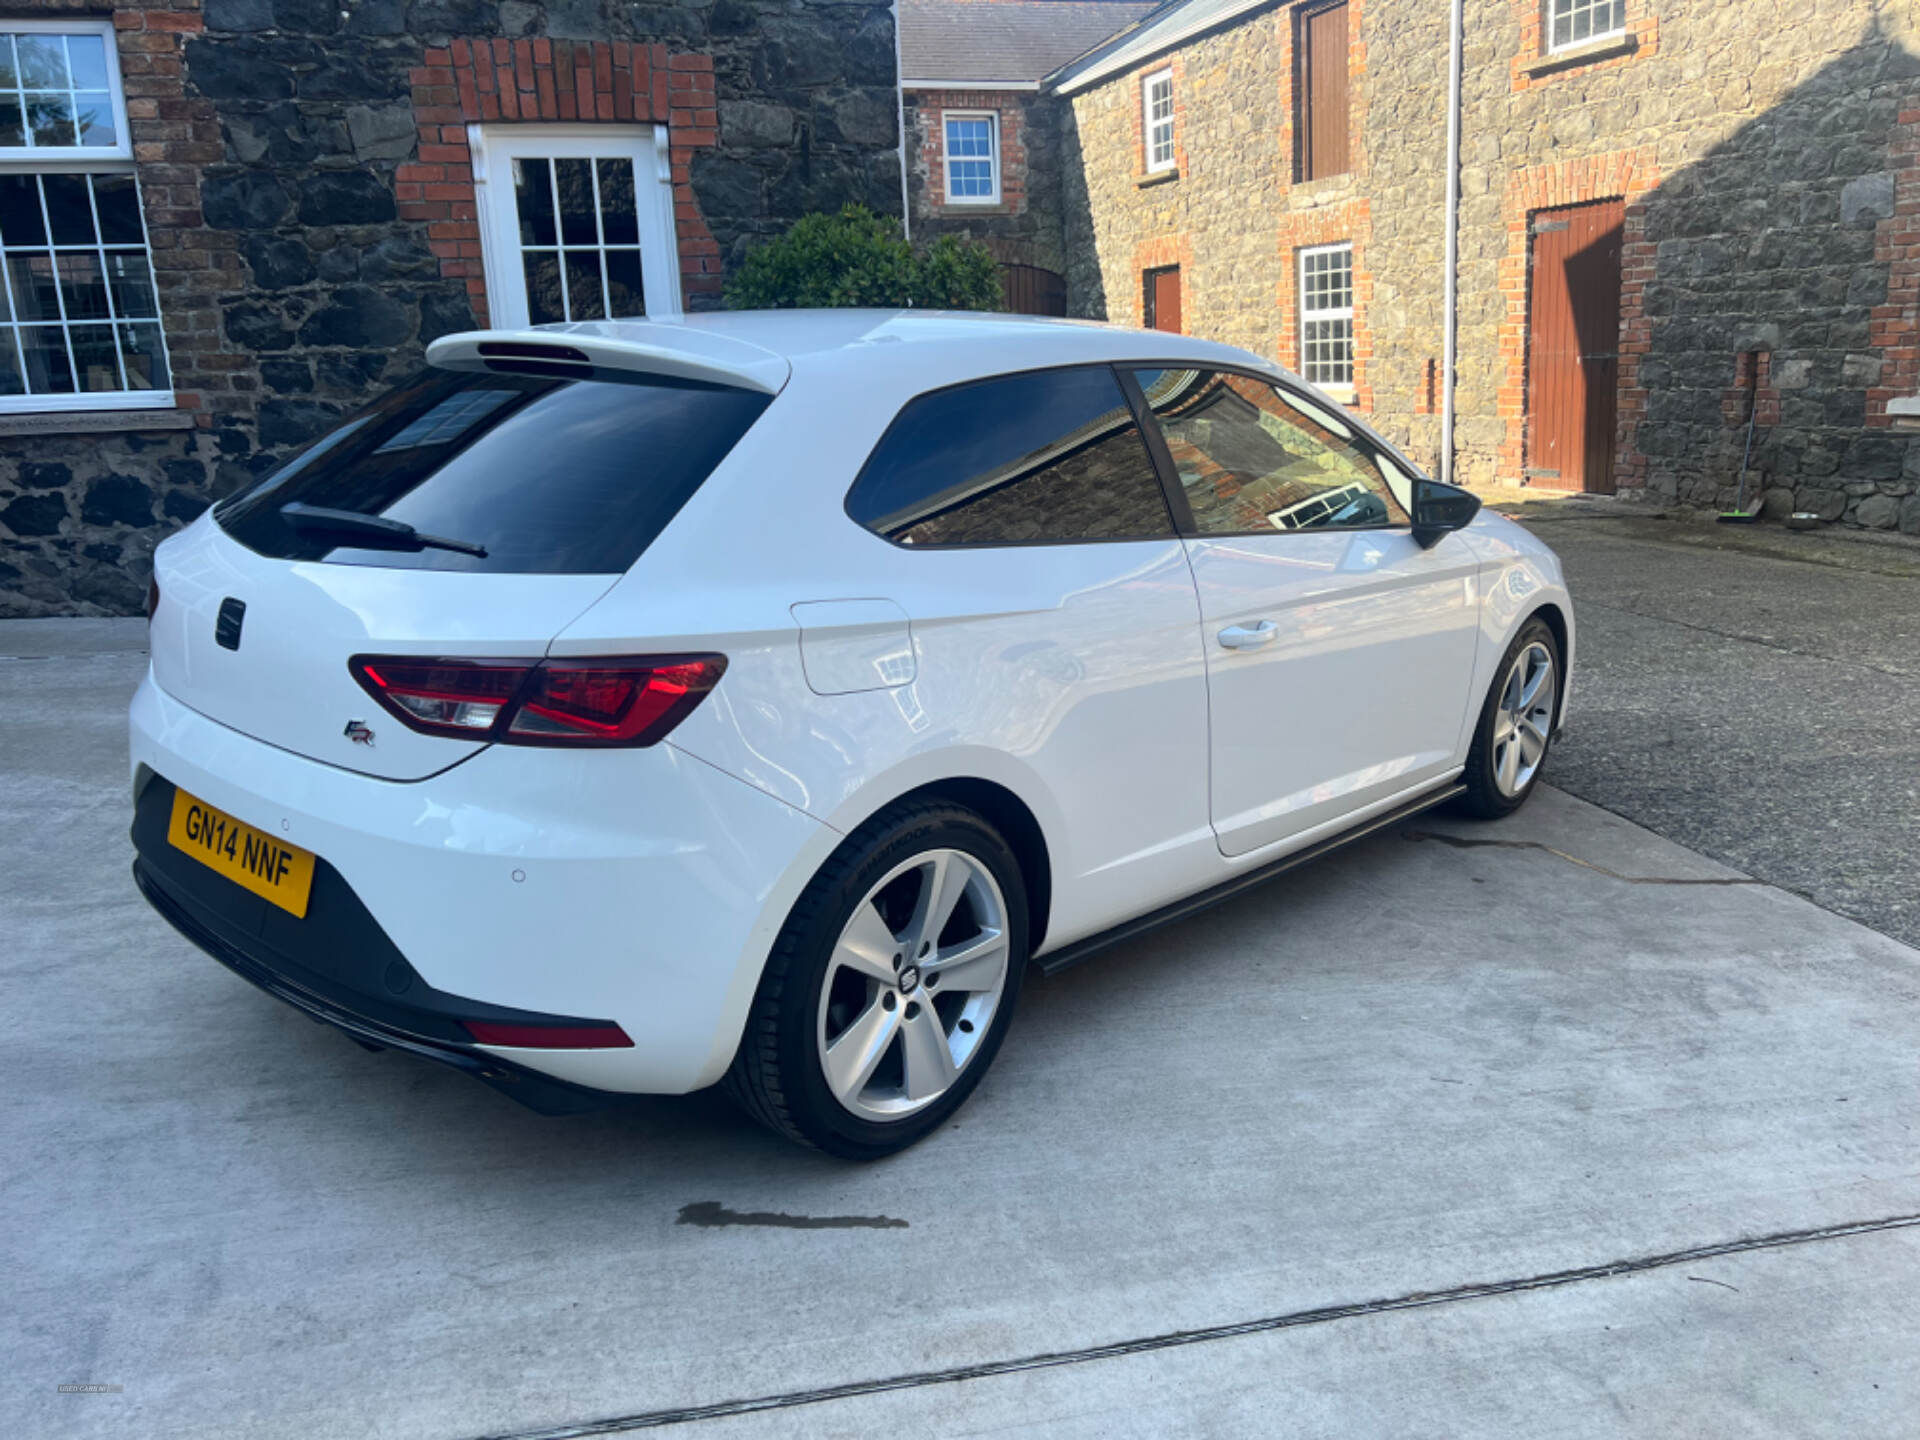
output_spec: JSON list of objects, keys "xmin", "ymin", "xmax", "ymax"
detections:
[
  {"xmin": 1491, "ymin": 641, "xmax": 1556, "ymax": 797},
  {"xmin": 815, "ymin": 848, "xmax": 1011, "ymax": 1122}
]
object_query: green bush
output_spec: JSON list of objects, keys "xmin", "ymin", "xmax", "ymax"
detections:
[{"xmin": 725, "ymin": 206, "xmax": 1002, "ymax": 312}]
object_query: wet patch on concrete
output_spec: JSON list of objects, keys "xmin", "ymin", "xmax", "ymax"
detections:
[{"xmin": 676, "ymin": 1201, "xmax": 909, "ymax": 1231}]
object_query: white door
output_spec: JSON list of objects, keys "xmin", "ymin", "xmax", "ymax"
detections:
[
  {"xmin": 469, "ymin": 124, "xmax": 682, "ymax": 326},
  {"xmin": 1126, "ymin": 367, "xmax": 1483, "ymax": 858}
]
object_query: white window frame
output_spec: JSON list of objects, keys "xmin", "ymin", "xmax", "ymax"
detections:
[
  {"xmin": 1298, "ymin": 241, "xmax": 1355, "ymax": 399},
  {"xmin": 0, "ymin": 19, "xmax": 133, "ymax": 164},
  {"xmin": 468, "ymin": 124, "xmax": 682, "ymax": 329},
  {"xmin": 1143, "ymin": 68, "xmax": 1175, "ymax": 174},
  {"xmin": 1546, "ymin": 0, "xmax": 1627, "ymax": 54},
  {"xmin": 0, "ymin": 19, "xmax": 171, "ymax": 414},
  {"xmin": 940, "ymin": 111, "xmax": 1000, "ymax": 206}
]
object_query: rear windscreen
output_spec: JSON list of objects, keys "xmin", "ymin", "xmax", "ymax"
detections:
[{"xmin": 214, "ymin": 369, "xmax": 771, "ymax": 574}]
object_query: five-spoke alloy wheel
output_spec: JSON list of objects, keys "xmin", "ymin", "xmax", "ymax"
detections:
[
  {"xmin": 817, "ymin": 849, "xmax": 1011, "ymax": 1121},
  {"xmin": 1457, "ymin": 617, "xmax": 1561, "ymax": 819},
  {"xmin": 726, "ymin": 801, "xmax": 1028, "ymax": 1158},
  {"xmin": 1490, "ymin": 640, "xmax": 1556, "ymax": 799}
]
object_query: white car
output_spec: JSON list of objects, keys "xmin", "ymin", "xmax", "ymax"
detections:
[{"xmin": 131, "ymin": 311, "xmax": 1572, "ymax": 1158}]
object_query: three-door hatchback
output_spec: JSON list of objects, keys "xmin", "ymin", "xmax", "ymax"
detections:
[{"xmin": 132, "ymin": 311, "xmax": 1573, "ymax": 1157}]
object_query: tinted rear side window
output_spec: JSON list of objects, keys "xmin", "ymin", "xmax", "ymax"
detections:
[
  {"xmin": 215, "ymin": 370, "xmax": 770, "ymax": 573},
  {"xmin": 846, "ymin": 365, "xmax": 1174, "ymax": 547}
]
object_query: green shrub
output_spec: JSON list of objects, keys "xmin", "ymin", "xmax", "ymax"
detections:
[{"xmin": 725, "ymin": 206, "xmax": 1002, "ymax": 312}]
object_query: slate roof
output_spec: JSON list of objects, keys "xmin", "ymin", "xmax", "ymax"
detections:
[
  {"xmin": 900, "ymin": 0, "xmax": 1163, "ymax": 85},
  {"xmin": 1049, "ymin": 0, "xmax": 1275, "ymax": 93}
]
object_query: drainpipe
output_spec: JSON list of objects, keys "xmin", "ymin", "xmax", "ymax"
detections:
[
  {"xmin": 1440, "ymin": 0, "xmax": 1464, "ymax": 485},
  {"xmin": 894, "ymin": 0, "xmax": 912, "ymax": 241}
]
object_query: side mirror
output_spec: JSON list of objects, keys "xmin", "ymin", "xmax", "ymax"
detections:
[{"xmin": 1410, "ymin": 478, "xmax": 1481, "ymax": 549}]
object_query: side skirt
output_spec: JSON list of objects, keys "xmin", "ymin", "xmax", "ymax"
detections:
[{"xmin": 1033, "ymin": 783, "xmax": 1467, "ymax": 978}]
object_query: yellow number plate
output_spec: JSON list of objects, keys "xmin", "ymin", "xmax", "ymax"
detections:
[{"xmin": 166, "ymin": 788, "xmax": 316, "ymax": 919}]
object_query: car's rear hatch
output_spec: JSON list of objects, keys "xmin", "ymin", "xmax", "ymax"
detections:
[
  {"xmin": 150, "ymin": 332, "xmax": 783, "ymax": 782},
  {"xmin": 150, "ymin": 526, "xmax": 619, "ymax": 780}
]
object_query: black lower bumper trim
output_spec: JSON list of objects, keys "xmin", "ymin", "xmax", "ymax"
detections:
[
  {"xmin": 136, "ymin": 859, "xmax": 612, "ymax": 1115},
  {"xmin": 129, "ymin": 770, "xmax": 625, "ymax": 1115}
]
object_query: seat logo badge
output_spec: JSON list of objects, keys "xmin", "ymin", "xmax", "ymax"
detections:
[
  {"xmin": 344, "ymin": 719, "xmax": 375, "ymax": 746},
  {"xmin": 896, "ymin": 965, "xmax": 921, "ymax": 993}
]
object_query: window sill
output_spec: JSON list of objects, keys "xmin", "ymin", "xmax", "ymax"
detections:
[
  {"xmin": 1290, "ymin": 172, "xmax": 1355, "ymax": 199},
  {"xmin": 0, "ymin": 406, "xmax": 195, "ymax": 438},
  {"xmin": 1135, "ymin": 167, "xmax": 1179, "ymax": 189},
  {"xmin": 939, "ymin": 200, "xmax": 1011, "ymax": 215},
  {"xmin": 1315, "ymin": 385, "xmax": 1357, "ymax": 406},
  {"xmin": 1522, "ymin": 32, "xmax": 1638, "ymax": 77}
]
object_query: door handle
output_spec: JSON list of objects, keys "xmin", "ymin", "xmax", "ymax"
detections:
[{"xmin": 1218, "ymin": 621, "xmax": 1278, "ymax": 650}]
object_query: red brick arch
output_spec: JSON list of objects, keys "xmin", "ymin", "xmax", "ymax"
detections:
[{"xmin": 400, "ymin": 38, "xmax": 723, "ymax": 326}]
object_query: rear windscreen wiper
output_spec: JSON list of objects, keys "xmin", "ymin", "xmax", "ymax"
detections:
[{"xmin": 279, "ymin": 502, "xmax": 488, "ymax": 559}]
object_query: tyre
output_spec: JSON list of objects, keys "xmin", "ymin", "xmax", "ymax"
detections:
[
  {"xmin": 1454, "ymin": 617, "xmax": 1561, "ymax": 820},
  {"xmin": 725, "ymin": 800, "xmax": 1029, "ymax": 1159}
]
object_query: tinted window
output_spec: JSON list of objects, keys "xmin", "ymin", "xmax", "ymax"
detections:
[
  {"xmin": 1130, "ymin": 368, "xmax": 1408, "ymax": 534},
  {"xmin": 215, "ymin": 369, "xmax": 770, "ymax": 573},
  {"xmin": 847, "ymin": 366, "xmax": 1174, "ymax": 547}
]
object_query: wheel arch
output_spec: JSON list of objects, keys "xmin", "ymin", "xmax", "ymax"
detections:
[
  {"xmin": 881, "ymin": 776, "xmax": 1054, "ymax": 955},
  {"xmin": 1525, "ymin": 601, "xmax": 1572, "ymax": 732}
]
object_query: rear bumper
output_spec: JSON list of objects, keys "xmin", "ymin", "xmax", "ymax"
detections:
[
  {"xmin": 129, "ymin": 670, "xmax": 834, "ymax": 1093},
  {"xmin": 133, "ymin": 851, "xmax": 609, "ymax": 1113}
]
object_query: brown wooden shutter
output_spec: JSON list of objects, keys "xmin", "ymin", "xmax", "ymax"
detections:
[{"xmin": 1302, "ymin": 2, "xmax": 1350, "ymax": 182}]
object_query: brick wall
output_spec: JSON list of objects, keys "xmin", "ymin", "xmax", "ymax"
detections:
[
  {"xmin": 905, "ymin": 87, "xmax": 1068, "ymax": 274},
  {"xmin": 400, "ymin": 38, "xmax": 725, "ymax": 325},
  {"xmin": 0, "ymin": 0, "xmax": 902, "ymax": 617}
]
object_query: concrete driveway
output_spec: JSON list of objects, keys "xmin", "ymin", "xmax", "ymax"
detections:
[
  {"xmin": 1520, "ymin": 506, "xmax": 1920, "ymax": 951},
  {"xmin": 5, "ymin": 619, "xmax": 1919, "ymax": 1439}
]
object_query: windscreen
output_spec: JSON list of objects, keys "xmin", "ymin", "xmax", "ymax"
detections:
[{"xmin": 215, "ymin": 369, "xmax": 771, "ymax": 574}]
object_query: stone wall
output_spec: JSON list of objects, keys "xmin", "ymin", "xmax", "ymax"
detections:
[
  {"xmin": 1064, "ymin": 16, "xmax": 1294, "ymax": 358},
  {"xmin": 1455, "ymin": 0, "xmax": 1920, "ymax": 520},
  {"xmin": 0, "ymin": 0, "xmax": 901, "ymax": 617},
  {"xmin": 1059, "ymin": 0, "xmax": 1920, "ymax": 528}
]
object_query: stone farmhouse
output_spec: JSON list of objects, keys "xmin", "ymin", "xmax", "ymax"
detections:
[
  {"xmin": 4, "ymin": 0, "xmax": 1919, "ymax": 615},
  {"xmin": 908, "ymin": 0, "xmax": 1920, "ymax": 527}
]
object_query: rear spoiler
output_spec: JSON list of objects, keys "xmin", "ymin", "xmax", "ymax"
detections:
[{"xmin": 426, "ymin": 323, "xmax": 790, "ymax": 395}]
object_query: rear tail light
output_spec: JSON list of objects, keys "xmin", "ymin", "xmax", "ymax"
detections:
[
  {"xmin": 348, "ymin": 654, "xmax": 726, "ymax": 747},
  {"xmin": 462, "ymin": 1020, "xmax": 634, "ymax": 1049}
]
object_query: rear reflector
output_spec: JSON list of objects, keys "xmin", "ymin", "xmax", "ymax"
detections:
[
  {"xmin": 348, "ymin": 654, "xmax": 725, "ymax": 747},
  {"xmin": 462, "ymin": 1020, "xmax": 635, "ymax": 1049}
]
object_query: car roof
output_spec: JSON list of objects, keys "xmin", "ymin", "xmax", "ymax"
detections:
[{"xmin": 431, "ymin": 309, "xmax": 1284, "ymax": 393}]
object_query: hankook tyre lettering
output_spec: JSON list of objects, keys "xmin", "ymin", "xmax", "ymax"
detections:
[{"xmin": 130, "ymin": 311, "xmax": 1575, "ymax": 1158}]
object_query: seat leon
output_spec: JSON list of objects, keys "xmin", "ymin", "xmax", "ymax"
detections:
[{"xmin": 130, "ymin": 311, "xmax": 1573, "ymax": 1158}]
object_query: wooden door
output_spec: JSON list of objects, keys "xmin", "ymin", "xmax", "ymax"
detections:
[
  {"xmin": 1144, "ymin": 265, "xmax": 1182, "ymax": 333},
  {"xmin": 1526, "ymin": 199, "xmax": 1623, "ymax": 493},
  {"xmin": 1301, "ymin": 2, "xmax": 1350, "ymax": 181},
  {"xmin": 1000, "ymin": 263, "xmax": 1067, "ymax": 316}
]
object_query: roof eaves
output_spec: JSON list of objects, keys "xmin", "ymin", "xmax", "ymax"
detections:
[
  {"xmin": 902, "ymin": 78, "xmax": 1045, "ymax": 91},
  {"xmin": 1045, "ymin": 0, "xmax": 1278, "ymax": 95}
]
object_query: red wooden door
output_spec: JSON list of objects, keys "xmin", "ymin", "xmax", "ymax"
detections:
[
  {"xmin": 1526, "ymin": 199, "xmax": 1623, "ymax": 493},
  {"xmin": 1144, "ymin": 265, "xmax": 1182, "ymax": 333}
]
